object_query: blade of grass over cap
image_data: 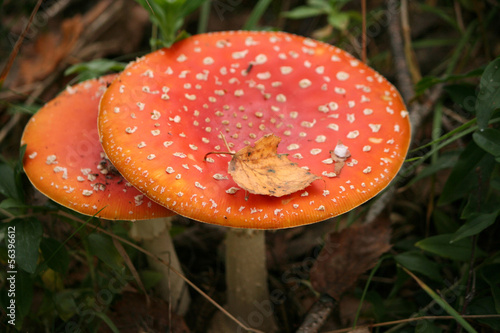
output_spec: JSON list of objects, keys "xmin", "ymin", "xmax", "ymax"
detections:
[{"xmin": 243, "ymin": 0, "xmax": 273, "ymax": 30}]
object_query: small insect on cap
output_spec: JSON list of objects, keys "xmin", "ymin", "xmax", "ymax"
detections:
[
  {"xmin": 21, "ymin": 75, "xmax": 174, "ymax": 221},
  {"xmin": 98, "ymin": 31, "xmax": 411, "ymax": 229}
]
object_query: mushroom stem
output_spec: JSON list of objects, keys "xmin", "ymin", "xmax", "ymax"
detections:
[
  {"xmin": 225, "ymin": 229, "xmax": 277, "ymax": 332},
  {"xmin": 129, "ymin": 217, "xmax": 190, "ymax": 315}
]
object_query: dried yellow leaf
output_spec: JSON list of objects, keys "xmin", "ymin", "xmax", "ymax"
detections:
[{"xmin": 228, "ymin": 134, "xmax": 320, "ymax": 197}]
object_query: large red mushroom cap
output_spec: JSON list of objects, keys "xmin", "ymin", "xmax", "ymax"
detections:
[
  {"xmin": 21, "ymin": 75, "xmax": 174, "ymax": 221},
  {"xmin": 98, "ymin": 31, "xmax": 411, "ymax": 229}
]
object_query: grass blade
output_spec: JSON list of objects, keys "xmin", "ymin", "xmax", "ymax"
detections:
[
  {"xmin": 353, "ymin": 257, "xmax": 384, "ymax": 328},
  {"xmin": 401, "ymin": 266, "xmax": 478, "ymax": 333},
  {"xmin": 197, "ymin": 0, "xmax": 211, "ymax": 34},
  {"xmin": 243, "ymin": 0, "xmax": 273, "ymax": 30}
]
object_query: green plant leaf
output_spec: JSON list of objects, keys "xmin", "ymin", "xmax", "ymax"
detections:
[
  {"xmin": 40, "ymin": 237, "xmax": 70, "ymax": 275},
  {"xmin": 282, "ymin": 5, "xmax": 328, "ymax": 19},
  {"xmin": 416, "ymin": 68, "xmax": 483, "ymax": 96},
  {"xmin": 363, "ymin": 290, "xmax": 386, "ymax": 322},
  {"xmin": 480, "ymin": 265, "xmax": 500, "ymax": 313},
  {"xmin": 395, "ymin": 251, "xmax": 441, "ymax": 281},
  {"xmin": 415, "ymin": 234, "xmax": 479, "ymax": 261},
  {"xmin": 139, "ymin": 270, "xmax": 164, "ymax": 290},
  {"xmin": 473, "ymin": 128, "xmax": 500, "ymax": 157},
  {"xmin": 438, "ymin": 142, "xmax": 489, "ymax": 205},
  {"xmin": 15, "ymin": 145, "xmax": 26, "ymax": 203},
  {"xmin": 14, "ymin": 218, "xmax": 43, "ymax": 274},
  {"xmin": 135, "ymin": 0, "xmax": 202, "ymax": 48},
  {"xmin": 88, "ymin": 233, "xmax": 123, "ymax": 271},
  {"xmin": 476, "ymin": 57, "xmax": 500, "ymax": 130},
  {"xmin": 64, "ymin": 59, "xmax": 126, "ymax": 78},
  {"xmin": 451, "ymin": 211, "xmax": 499, "ymax": 243},
  {"xmin": 53, "ymin": 291, "xmax": 78, "ymax": 321},
  {"xmin": 16, "ymin": 270, "xmax": 34, "ymax": 320},
  {"xmin": 432, "ymin": 209, "xmax": 460, "ymax": 234},
  {"xmin": 0, "ymin": 163, "xmax": 18, "ymax": 200},
  {"xmin": 444, "ymin": 83, "xmax": 477, "ymax": 113},
  {"xmin": 327, "ymin": 11, "xmax": 350, "ymax": 30},
  {"xmin": 467, "ymin": 297, "xmax": 500, "ymax": 330},
  {"xmin": 415, "ymin": 76, "xmax": 444, "ymax": 96},
  {"xmin": 409, "ymin": 151, "xmax": 459, "ymax": 185},
  {"xmin": 490, "ymin": 166, "xmax": 500, "ymax": 192},
  {"xmin": 0, "ymin": 198, "xmax": 27, "ymax": 209}
]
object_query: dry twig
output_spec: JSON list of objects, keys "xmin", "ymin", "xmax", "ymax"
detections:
[{"xmin": 364, "ymin": 0, "xmax": 444, "ymax": 225}]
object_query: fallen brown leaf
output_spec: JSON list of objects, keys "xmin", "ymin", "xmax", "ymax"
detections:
[
  {"xmin": 228, "ymin": 134, "xmax": 321, "ymax": 197},
  {"xmin": 18, "ymin": 15, "xmax": 83, "ymax": 85},
  {"xmin": 310, "ymin": 219, "xmax": 392, "ymax": 300},
  {"xmin": 12, "ymin": 1, "xmax": 149, "ymax": 87}
]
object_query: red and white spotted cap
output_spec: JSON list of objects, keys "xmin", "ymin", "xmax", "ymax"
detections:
[
  {"xmin": 98, "ymin": 31, "xmax": 411, "ymax": 229},
  {"xmin": 21, "ymin": 75, "xmax": 174, "ymax": 221}
]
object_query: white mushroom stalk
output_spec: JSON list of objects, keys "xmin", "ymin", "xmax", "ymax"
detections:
[{"xmin": 129, "ymin": 217, "xmax": 190, "ymax": 315}]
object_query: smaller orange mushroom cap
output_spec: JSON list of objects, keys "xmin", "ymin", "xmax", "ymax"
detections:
[
  {"xmin": 21, "ymin": 75, "xmax": 174, "ymax": 221},
  {"xmin": 98, "ymin": 31, "xmax": 411, "ymax": 229}
]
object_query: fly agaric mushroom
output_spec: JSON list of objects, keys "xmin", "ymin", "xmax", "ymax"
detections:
[
  {"xmin": 21, "ymin": 75, "xmax": 190, "ymax": 315},
  {"xmin": 98, "ymin": 31, "xmax": 411, "ymax": 331}
]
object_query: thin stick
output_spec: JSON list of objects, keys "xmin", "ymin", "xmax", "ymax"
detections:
[
  {"xmin": 204, "ymin": 132, "xmax": 236, "ymax": 160},
  {"xmin": 204, "ymin": 151, "xmax": 235, "ymax": 160},
  {"xmin": 219, "ymin": 131, "xmax": 234, "ymax": 153}
]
